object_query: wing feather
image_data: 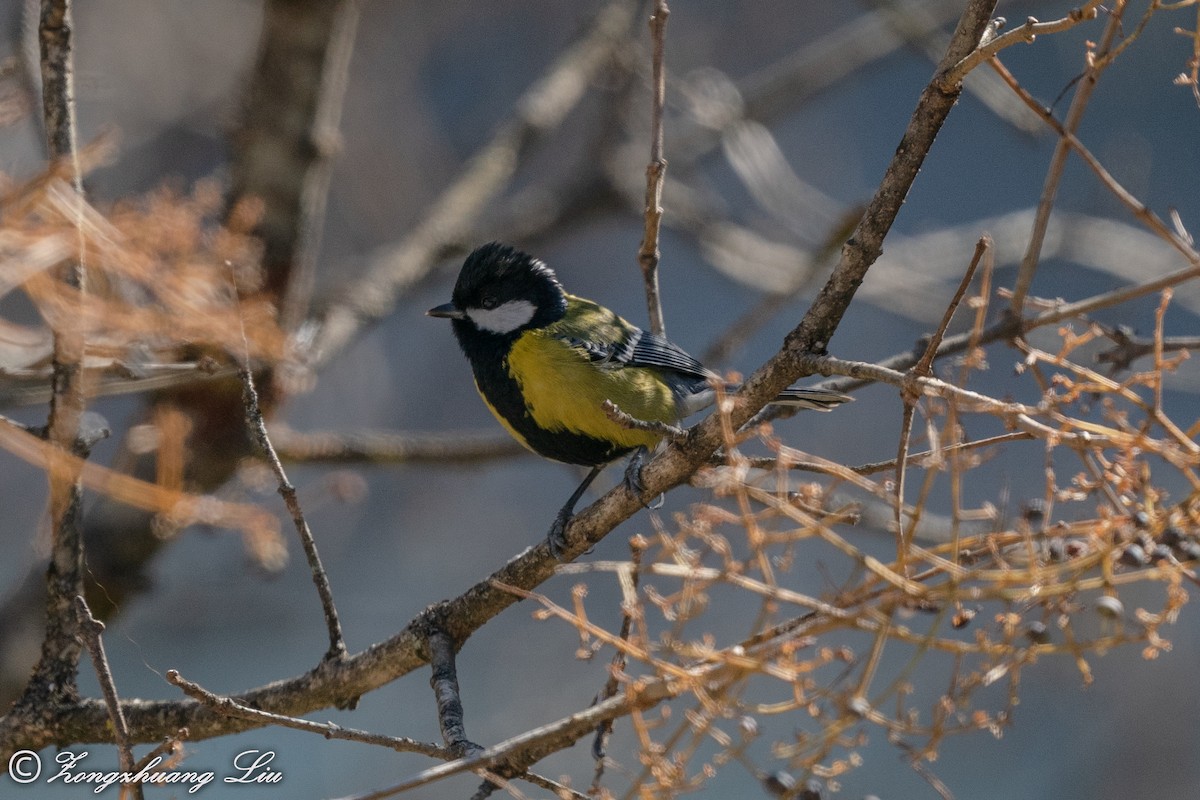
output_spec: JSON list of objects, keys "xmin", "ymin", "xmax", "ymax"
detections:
[
  {"xmin": 544, "ymin": 295, "xmax": 852, "ymax": 417},
  {"xmin": 550, "ymin": 295, "xmax": 712, "ymax": 378},
  {"xmin": 626, "ymin": 331, "xmax": 712, "ymax": 379},
  {"xmin": 563, "ymin": 324, "xmax": 713, "ymax": 379}
]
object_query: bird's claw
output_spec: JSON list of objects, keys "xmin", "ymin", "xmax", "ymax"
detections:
[
  {"xmin": 547, "ymin": 508, "xmax": 572, "ymax": 561},
  {"xmin": 623, "ymin": 447, "xmax": 648, "ymax": 497},
  {"xmin": 549, "ymin": 453, "xmax": 658, "ymax": 560},
  {"xmin": 623, "ymin": 447, "xmax": 663, "ymax": 509}
]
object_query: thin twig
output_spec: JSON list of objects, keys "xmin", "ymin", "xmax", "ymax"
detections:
[
  {"xmin": 638, "ymin": 0, "xmax": 670, "ymax": 337},
  {"xmin": 520, "ymin": 772, "xmax": 588, "ymax": 800},
  {"xmin": 894, "ymin": 237, "xmax": 988, "ymax": 572},
  {"xmin": 130, "ymin": 729, "xmax": 189, "ymax": 774},
  {"xmin": 75, "ymin": 596, "xmax": 141, "ymax": 800},
  {"xmin": 1148, "ymin": 289, "xmax": 1197, "ymax": 456},
  {"xmin": 1009, "ymin": 1, "xmax": 1127, "ymax": 313},
  {"xmin": 166, "ymin": 670, "xmax": 450, "ymax": 758},
  {"xmin": 427, "ymin": 629, "xmax": 480, "ymax": 756},
  {"xmin": 801, "ymin": 356, "xmax": 1026, "ymax": 415},
  {"xmin": 990, "ymin": 57, "xmax": 1200, "ymax": 272},
  {"xmin": 240, "ymin": 366, "xmax": 347, "ymax": 662},
  {"xmin": 729, "ymin": 438, "xmax": 975, "ymax": 473},
  {"xmin": 846, "ymin": 432, "xmax": 1033, "ymax": 476},
  {"xmin": 1094, "ymin": 324, "xmax": 1199, "ymax": 374},
  {"xmin": 0, "ymin": 414, "xmax": 273, "ymax": 545},
  {"xmin": 937, "ymin": 1, "xmax": 1105, "ymax": 88},
  {"xmin": 332, "ymin": 676, "xmax": 680, "ymax": 800},
  {"xmin": 790, "ymin": 223, "xmax": 1200, "ymax": 410},
  {"xmin": 898, "ymin": 739, "xmax": 958, "ymax": 800},
  {"xmin": 870, "ymin": 2, "xmax": 1040, "ymax": 133},
  {"xmin": 602, "ymin": 400, "xmax": 687, "ymax": 440},
  {"xmin": 591, "ymin": 538, "xmax": 645, "ymax": 794}
]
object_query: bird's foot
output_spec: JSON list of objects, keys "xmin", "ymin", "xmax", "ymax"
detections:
[
  {"xmin": 624, "ymin": 447, "xmax": 664, "ymax": 509},
  {"xmin": 623, "ymin": 447, "xmax": 647, "ymax": 496},
  {"xmin": 547, "ymin": 507, "xmax": 573, "ymax": 561},
  {"xmin": 546, "ymin": 464, "xmax": 604, "ymax": 561}
]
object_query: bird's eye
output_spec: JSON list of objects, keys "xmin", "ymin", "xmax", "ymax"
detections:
[{"xmin": 480, "ymin": 295, "xmax": 499, "ymax": 309}]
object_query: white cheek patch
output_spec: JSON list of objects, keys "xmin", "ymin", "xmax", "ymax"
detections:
[{"xmin": 467, "ymin": 300, "xmax": 537, "ymax": 333}]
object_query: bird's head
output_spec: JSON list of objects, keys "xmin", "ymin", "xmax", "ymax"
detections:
[{"xmin": 427, "ymin": 242, "xmax": 568, "ymax": 336}]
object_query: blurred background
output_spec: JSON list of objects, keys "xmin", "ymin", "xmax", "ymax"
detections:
[{"xmin": 2, "ymin": 0, "xmax": 1200, "ymax": 797}]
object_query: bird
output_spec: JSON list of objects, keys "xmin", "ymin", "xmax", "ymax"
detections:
[{"xmin": 428, "ymin": 242, "xmax": 851, "ymax": 556}]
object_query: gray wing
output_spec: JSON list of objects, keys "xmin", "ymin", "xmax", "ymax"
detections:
[
  {"xmin": 563, "ymin": 326, "xmax": 852, "ymax": 418},
  {"xmin": 561, "ymin": 326, "xmax": 716, "ymax": 416},
  {"xmin": 568, "ymin": 328, "xmax": 713, "ymax": 380}
]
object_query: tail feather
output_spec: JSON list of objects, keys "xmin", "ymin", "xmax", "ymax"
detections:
[
  {"xmin": 768, "ymin": 386, "xmax": 853, "ymax": 411},
  {"xmin": 676, "ymin": 383, "xmax": 853, "ymax": 417}
]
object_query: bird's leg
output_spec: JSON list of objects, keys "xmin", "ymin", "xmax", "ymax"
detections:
[
  {"xmin": 623, "ymin": 446, "xmax": 663, "ymax": 509},
  {"xmin": 547, "ymin": 465, "xmax": 604, "ymax": 559},
  {"xmin": 623, "ymin": 446, "xmax": 648, "ymax": 497}
]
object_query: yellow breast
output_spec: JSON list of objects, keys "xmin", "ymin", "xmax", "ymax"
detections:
[{"xmin": 505, "ymin": 330, "xmax": 673, "ymax": 452}]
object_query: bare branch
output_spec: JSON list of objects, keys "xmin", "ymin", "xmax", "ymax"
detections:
[
  {"xmin": 240, "ymin": 365, "xmax": 346, "ymax": 662},
  {"xmin": 74, "ymin": 596, "xmax": 140, "ymax": 800},
  {"xmin": 871, "ymin": 2, "xmax": 1040, "ymax": 133},
  {"xmin": 229, "ymin": 0, "xmax": 360, "ymax": 329},
  {"xmin": 602, "ymin": 399, "xmax": 687, "ymax": 441},
  {"xmin": 990, "ymin": 58, "xmax": 1200, "ymax": 274},
  {"xmin": 1095, "ymin": 324, "xmax": 1200, "ymax": 374},
  {"xmin": 1010, "ymin": 2, "xmax": 1127, "ymax": 313},
  {"xmin": 591, "ymin": 538, "xmax": 646, "ymax": 794},
  {"xmin": 427, "ymin": 629, "xmax": 479, "ymax": 756},
  {"xmin": 894, "ymin": 237, "xmax": 988, "ymax": 571},
  {"xmin": 36, "ymin": 0, "xmax": 82, "ymax": 183},
  {"xmin": 637, "ymin": 0, "xmax": 670, "ymax": 337},
  {"xmin": 341, "ymin": 664, "xmax": 680, "ymax": 799},
  {"xmin": 166, "ymin": 670, "xmax": 449, "ymax": 758},
  {"xmin": 938, "ymin": 1, "xmax": 1105, "ymax": 88},
  {"xmin": 22, "ymin": 0, "xmax": 89, "ymax": 707}
]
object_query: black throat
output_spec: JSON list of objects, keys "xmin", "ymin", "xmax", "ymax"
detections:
[{"xmin": 450, "ymin": 319, "xmax": 631, "ymax": 467}]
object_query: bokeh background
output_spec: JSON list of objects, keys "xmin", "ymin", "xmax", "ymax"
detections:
[{"xmin": 3, "ymin": 1, "xmax": 1200, "ymax": 797}]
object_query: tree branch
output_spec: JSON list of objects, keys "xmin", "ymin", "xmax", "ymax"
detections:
[
  {"xmin": 21, "ymin": 0, "xmax": 89, "ymax": 708},
  {"xmin": 229, "ymin": 0, "xmax": 360, "ymax": 330},
  {"xmin": 1009, "ymin": 1, "xmax": 1126, "ymax": 313},
  {"xmin": 166, "ymin": 670, "xmax": 449, "ymax": 758},
  {"xmin": 427, "ymin": 629, "xmax": 479, "ymax": 756},
  {"xmin": 75, "ymin": 596, "xmax": 141, "ymax": 800},
  {"xmin": 637, "ymin": 0, "xmax": 670, "ymax": 337},
  {"xmin": 937, "ymin": 1, "xmax": 1104, "ymax": 88},
  {"xmin": 240, "ymin": 365, "xmax": 346, "ymax": 662}
]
